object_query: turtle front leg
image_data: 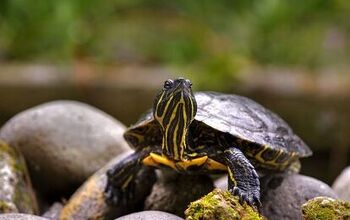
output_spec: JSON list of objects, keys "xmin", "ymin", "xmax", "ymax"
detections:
[
  {"xmin": 223, "ymin": 147, "xmax": 261, "ymax": 209},
  {"xmin": 105, "ymin": 147, "xmax": 157, "ymax": 206}
]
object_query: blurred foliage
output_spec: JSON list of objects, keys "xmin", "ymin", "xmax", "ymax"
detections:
[{"xmin": 0, "ymin": 0, "xmax": 350, "ymax": 90}]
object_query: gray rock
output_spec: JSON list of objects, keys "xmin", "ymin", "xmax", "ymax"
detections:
[
  {"xmin": 214, "ymin": 173, "xmax": 339, "ymax": 220},
  {"xmin": 332, "ymin": 166, "xmax": 350, "ymax": 201},
  {"xmin": 144, "ymin": 171, "xmax": 214, "ymax": 217},
  {"xmin": 214, "ymin": 175, "xmax": 227, "ymax": 190},
  {"xmin": 0, "ymin": 100, "xmax": 129, "ymax": 194},
  {"xmin": 0, "ymin": 141, "xmax": 38, "ymax": 214},
  {"xmin": 260, "ymin": 174, "xmax": 338, "ymax": 220},
  {"xmin": 0, "ymin": 214, "xmax": 48, "ymax": 220},
  {"xmin": 115, "ymin": 211, "xmax": 183, "ymax": 220},
  {"xmin": 41, "ymin": 202, "xmax": 63, "ymax": 220}
]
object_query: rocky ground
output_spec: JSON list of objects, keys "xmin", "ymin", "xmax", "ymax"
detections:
[{"xmin": 0, "ymin": 97, "xmax": 350, "ymax": 219}]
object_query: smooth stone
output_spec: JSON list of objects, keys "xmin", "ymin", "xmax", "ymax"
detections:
[
  {"xmin": 0, "ymin": 213, "xmax": 48, "ymax": 220},
  {"xmin": 332, "ymin": 166, "xmax": 350, "ymax": 201},
  {"xmin": 215, "ymin": 173, "xmax": 339, "ymax": 219},
  {"xmin": 214, "ymin": 175, "xmax": 228, "ymax": 190},
  {"xmin": 0, "ymin": 140, "xmax": 38, "ymax": 214},
  {"xmin": 144, "ymin": 171, "xmax": 214, "ymax": 217},
  {"xmin": 302, "ymin": 196, "xmax": 350, "ymax": 219},
  {"xmin": 60, "ymin": 151, "xmax": 156, "ymax": 220},
  {"xmin": 260, "ymin": 174, "xmax": 338, "ymax": 220},
  {"xmin": 41, "ymin": 202, "xmax": 63, "ymax": 220},
  {"xmin": 116, "ymin": 211, "xmax": 183, "ymax": 220},
  {"xmin": 0, "ymin": 100, "xmax": 129, "ymax": 194},
  {"xmin": 185, "ymin": 189, "xmax": 263, "ymax": 220}
]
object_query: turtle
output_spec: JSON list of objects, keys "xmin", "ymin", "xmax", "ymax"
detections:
[{"xmin": 105, "ymin": 77, "xmax": 312, "ymax": 209}]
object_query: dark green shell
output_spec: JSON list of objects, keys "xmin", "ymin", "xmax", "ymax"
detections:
[{"xmin": 125, "ymin": 92, "xmax": 312, "ymax": 158}]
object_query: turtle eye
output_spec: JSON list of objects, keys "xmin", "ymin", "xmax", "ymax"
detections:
[
  {"xmin": 163, "ymin": 79, "xmax": 174, "ymax": 90},
  {"xmin": 185, "ymin": 79, "xmax": 192, "ymax": 88}
]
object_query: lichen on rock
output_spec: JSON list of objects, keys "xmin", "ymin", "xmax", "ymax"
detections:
[
  {"xmin": 302, "ymin": 196, "xmax": 350, "ymax": 220},
  {"xmin": 185, "ymin": 189, "xmax": 264, "ymax": 220},
  {"xmin": 0, "ymin": 140, "xmax": 38, "ymax": 214}
]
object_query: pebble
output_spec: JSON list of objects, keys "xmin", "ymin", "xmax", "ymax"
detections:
[
  {"xmin": 115, "ymin": 210, "xmax": 183, "ymax": 220},
  {"xmin": 332, "ymin": 166, "xmax": 350, "ymax": 201},
  {"xmin": 0, "ymin": 214, "xmax": 48, "ymax": 220},
  {"xmin": 260, "ymin": 173, "xmax": 338, "ymax": 220},
  {"xmin": 0, "ymin": 100, "xmax": 129, "ymax": 195},
  {"xmin": 41, "ymin": 202, "xmax": 63, "ymax": 220},
  {"xmin": 144, "ymin": 171, "xmax": 214, "ymax": 217},
  {"xmin": 0, "ymin": 140, "xmax": 38, "ymax": 214}
]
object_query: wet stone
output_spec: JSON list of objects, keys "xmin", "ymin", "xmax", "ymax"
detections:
[
  {"xmin": 0, "ymin": 100, "xmax": 129, "ymax": 195},
  {"xmin": 41, "ymin": 202, "xmax": 63, "ymax": 220},
  {"xmin": 260, "ymin": 174, "xmax": 338, "ymax": 220},
  {"xmin": 0, "ymin": 213, "xmax": 48, "ymax": 220},
  {"xmin": 0, "ymin": 140, "xmax": 38, "ymax": 214},
  {"xmin": 332, "ymin": 166, "xmax": 350, "ymax": 201},
  {"xmin": 115, "ymin": 210, "xmax": 184, "ymax": 220},
  {"xmin": 144, "ymin": 171, "xmax": 214, "ymax": 218},
  {"xmin": 60, "ymin": 151, "xmax": 156, "ymax": 220},
  {"xmin": 214, "ymin": 175, "xmax": 228, "ymax": 190},
  {"xmin": 215, "ymin": 174, "xmax": 339, "ymax": 219}
]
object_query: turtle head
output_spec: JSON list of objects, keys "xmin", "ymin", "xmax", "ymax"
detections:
[{"xmin": 153, "ymin": 77, "xmax": 197, "ymax": 160}]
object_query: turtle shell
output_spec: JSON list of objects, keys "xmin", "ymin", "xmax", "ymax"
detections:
[{"xmin": 124, "ymin": 91, "xmax": 312, "ymax": 158}]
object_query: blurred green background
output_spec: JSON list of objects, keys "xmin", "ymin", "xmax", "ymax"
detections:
[
  {"xmin": 1, "ymin": 0, "xmax": 350, "ymax": 89},
  {"xmin": 0, "ymin": 0, "xmax": 350, "ymax": 183}
]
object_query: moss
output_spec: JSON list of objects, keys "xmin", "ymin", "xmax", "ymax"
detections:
[
  {"xmin": 0, "ymin": 140, "xmax": 38, "ymax": 214},
  {"xmin": 0, "ymin": 200, "xmax": 18, "ymax": 213},
  {"xmin": 0, "ymin": 140, "xmax": 28, "ymax": 174},
  {"xmin": 185, "ymin": 189, "xmax": 265, "ymax": 220},
  {"xmin": 302, "ymin": 196, "xmax": 350, "ymax": 220}
]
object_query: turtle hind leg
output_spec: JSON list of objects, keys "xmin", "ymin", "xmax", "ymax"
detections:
[
  {"xmin": 105, "ymin": 148, "xmax": 152, "ymax": 206},
  {"xmin": 223, "ymin": 147, "xmax": 261, "ymax": 209}
]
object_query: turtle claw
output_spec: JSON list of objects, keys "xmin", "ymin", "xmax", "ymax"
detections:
[
  {"xmin": 105, "ymin": 166, "xmax": 137, "ymax": 206},
  {"xmin": 253, "ymin": 195, "xmax": 262, "ymax": 209},
  {"xmin": 229, "ymin": 187, "xmax": 261, "ymax": 210},
  {"xmin": 105, "ymin": 177, "xmax": 136, "ymax": 206},
  {"xmin": 104, "ymin": 182, "xmax": 120, "ymax": 206}
]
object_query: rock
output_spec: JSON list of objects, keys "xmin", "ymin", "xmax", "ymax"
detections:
[
  {"xmin": 185, "ymin": 188, "xmax": 264, "ymax": 220},
  {"xmin": 332, "ymin": 166, "xmax": 350, "ymax": 201},
  {"xmin": 302, "ymin": 196, "xmax": 350, "ymax": 220},
  {"xmin": 60, "ymin": 151, "xmax": 156, "ymax": 220},
  {"xmin": 41, "ymin": 202, "xmax": 63, "ymax": 220},
  {"xmin": 144, "ymin": 171, "xmax": 214, "ymax": 217},
  {"xmin": 215, "ymin": 174, "xmax": 339, "ymax": 219},
  {"xmin": 115, "ymin": 210, "xmax": 183, "ymax": 220},
  {"xmin": 0, "ymin": 100, "xmax": 129, "ymax": 195},
  {"xmin": 0, "ymin": 213, "xmax": 48, "ymax": 220},
  {"xmin": 214, "ymin": 175, "xmax": 227, "ymax": 190},
  {"xmin": 260, "ymin": 174, "xmax": 338, "ymax": 220},
  {"xmin": 0, "ymin": 140, "xmax": 38, "ymax": 214}
]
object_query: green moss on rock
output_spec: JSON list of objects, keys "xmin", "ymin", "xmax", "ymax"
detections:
[
  {"xmin": 185, "ymin": 189, "xmax": 265, "ymax": 220},
  {"xmin": 0, "ymin": 201, "xmax": 17, "ymax": 213},
  {"xmin": 302, "ymin": 196, "xmax": 350, "ymax": 220},
  {"xmin": 0, "ymin": 140, "xmax": 38, "ymax": 214}
]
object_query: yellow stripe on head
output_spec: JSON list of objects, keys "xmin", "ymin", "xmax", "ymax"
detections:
[{"xmin": 153, "ymin": 78, "xmax": 197, "ymax": 161}]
